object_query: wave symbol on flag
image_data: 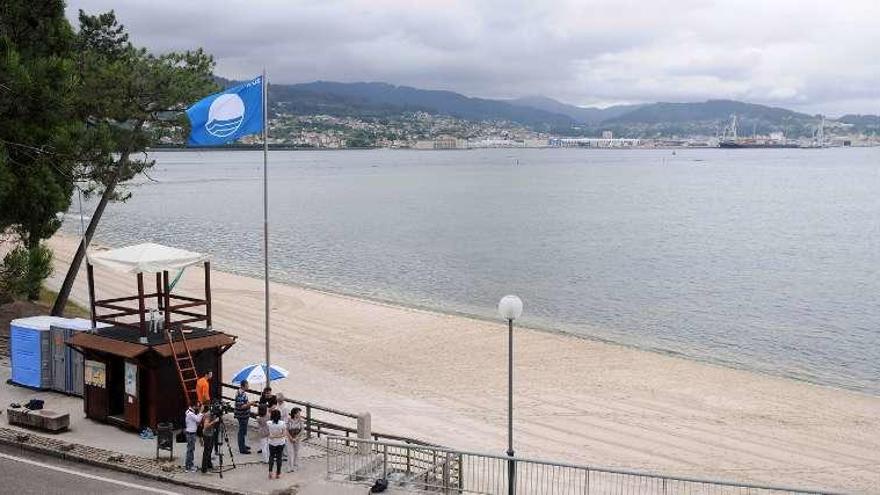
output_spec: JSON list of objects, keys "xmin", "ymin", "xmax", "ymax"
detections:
[{"xmin": 205, "ymin": 93, "xmax": 245, "ymax": 138}]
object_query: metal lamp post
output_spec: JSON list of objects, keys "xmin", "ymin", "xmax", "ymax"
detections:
[{"xmin": 498, "ymin": 295, "xmax": 523, "ymax": 495}]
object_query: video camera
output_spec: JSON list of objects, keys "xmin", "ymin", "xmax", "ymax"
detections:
[{"xmin": 210, "ymin": 400, "xmax": 234, "ymax": 417}]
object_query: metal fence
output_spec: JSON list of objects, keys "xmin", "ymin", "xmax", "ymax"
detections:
[{"xmin": 326, "ymin": 436, "xmax": 839, "ymax": 495}]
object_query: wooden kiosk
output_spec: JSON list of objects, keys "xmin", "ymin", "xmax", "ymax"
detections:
[{"xmin": 68, "ymin": 243, "xmax": 236, "ymax": 430}]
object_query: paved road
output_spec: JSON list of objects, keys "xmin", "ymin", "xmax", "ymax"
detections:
[{"xmin": 0, "ymin": 444, "xmax": 213, "ymax": 495}]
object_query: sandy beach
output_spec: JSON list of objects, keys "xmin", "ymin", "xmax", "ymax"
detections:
[{"xmin": 44, "ymin": 234, "xmax": 880, "ymax": 493}]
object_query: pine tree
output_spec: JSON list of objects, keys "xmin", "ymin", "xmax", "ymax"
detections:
[
  {"xmin": 51, "ymin": 10, "xmax": 217, "ymax": 314},
  {"xmin": 0, "ymin": 0, "xmax": 79, "ymax": 299}
]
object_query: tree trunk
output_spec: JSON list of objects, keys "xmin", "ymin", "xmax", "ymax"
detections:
[
  {"xmin": 50, "ymin": 154, "xmax": 126, "ymax": 316},
  {"xmin": 25, "ymin": 234, "xmax": 41, "ymax": 301}
]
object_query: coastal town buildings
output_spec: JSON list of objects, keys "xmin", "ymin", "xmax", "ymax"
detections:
[{"xmin": 157, "ymin": 110, "xmax": 877, "ymax": 150}]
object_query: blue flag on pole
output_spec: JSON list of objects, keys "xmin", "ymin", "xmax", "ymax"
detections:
[{"xmin": 186, "ymin": 76, "xmax": 263, "ymax": 146}]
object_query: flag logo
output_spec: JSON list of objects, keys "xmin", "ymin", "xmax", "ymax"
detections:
[
  {"xmin": 186, "ymin": 75, "xmax": 264, "ymax": 146},
  {"xmin": 206, "ymin": 94, "xmax": 246, "ymax": 138}
]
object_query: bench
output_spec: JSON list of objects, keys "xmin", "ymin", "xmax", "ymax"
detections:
[{"xmin": 7, "ymin": 408, "xmax": 70, "ymax": 433}]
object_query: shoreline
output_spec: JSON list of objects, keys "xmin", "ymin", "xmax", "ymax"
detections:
[
  {"xmin": 144, "ymin": 145, "xmax": 880, "ymax": 152},
  {"xmin": 188, "ymin": 245, "xmax": 879, "ymax": 399},
  {"xmin": 43, "ymin": 233, "xmax": 880, "ymax": 493}
]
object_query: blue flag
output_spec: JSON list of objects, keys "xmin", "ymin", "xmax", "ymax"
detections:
[{"xmin": 186, "ymin": 76, "xmax": 263, "ymax": 146}]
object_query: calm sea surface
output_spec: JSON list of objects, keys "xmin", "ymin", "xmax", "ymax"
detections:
[{"xmin": 64, "ymin": 148, "xmax": 880, "ymax": 394}]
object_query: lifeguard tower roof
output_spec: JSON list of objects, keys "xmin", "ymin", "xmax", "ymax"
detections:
[{"xmin": 88, "ymin": 243, "xmax": 209, "ymax": 274}]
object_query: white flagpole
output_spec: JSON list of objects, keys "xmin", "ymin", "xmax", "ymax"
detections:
[{"xmin": 262, "ymin": 69, "xmax": 271, "ymax": 382}]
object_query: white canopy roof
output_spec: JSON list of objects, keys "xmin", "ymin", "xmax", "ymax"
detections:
[{"xmin": 88, "ymin": 243, "xmax": 209, "ymax": 274}]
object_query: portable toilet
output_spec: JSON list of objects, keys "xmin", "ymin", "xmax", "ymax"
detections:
[
  {"xmin": 9, "ymin": 316, "xmax": 70, "ymax": 389},
  {"xmin": 50, "ymin": 318, "xmax": 105, "ymax": 396}
]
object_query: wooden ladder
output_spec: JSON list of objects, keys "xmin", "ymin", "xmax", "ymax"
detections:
[{"xmin": 165, "ymin": 326, "xmax": 199, "ymax": 407}]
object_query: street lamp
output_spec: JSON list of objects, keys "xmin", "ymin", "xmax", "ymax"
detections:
[{"xmin": 498, "ymin": 295, "xmax": 523, "ymax": 495}]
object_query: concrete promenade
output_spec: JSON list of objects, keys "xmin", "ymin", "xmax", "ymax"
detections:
[{"xmin": 0, "ymin": 365, "xmax": 376, "ymax": 494}]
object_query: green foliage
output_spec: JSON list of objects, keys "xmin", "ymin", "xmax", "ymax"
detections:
[
  {"xmin": 50, "ymin": 10, "xmax": 219, "ymax": 314},
  {"xmin": 0, "ymin": 146, "xmax": 12, "ymax": 214},
  {"xmin": 0, "ymin": 0, "xmax": 75, "ymax": 58},
  {"xmin": 72, "ymin": 10, "xmax": 219, "ymax": 200},
  {"xmin": 1, "ymin": 5, "xmax": 218, "ymax": 303},
  {"xmin": 0, "ymin": 244, "xmax": 53, "ymax": 301},
  {"xmin": 346, "ymin": 130, "xmax": 377, "ymax": 148},
  {"xmin": 0, "ymin": 0, "xmax": 79, "ymax": 248}
]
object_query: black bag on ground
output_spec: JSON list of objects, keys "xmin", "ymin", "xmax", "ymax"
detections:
[
  {"xmin": 25, "ymin": 399, "xmax": 44, "ymax": 411},
  {"xmin": 370, "ymin": 479, "xmax": 388, "ymax": 493}
]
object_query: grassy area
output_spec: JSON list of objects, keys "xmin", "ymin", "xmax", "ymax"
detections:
[{"xmin": 38, "ymin": 287, "xmax": 91, "ymax": 318}]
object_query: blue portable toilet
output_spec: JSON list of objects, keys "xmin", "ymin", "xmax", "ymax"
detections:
[{"xmin": 10, "ymin": 316, "xmax": 72, "ymax": 389}]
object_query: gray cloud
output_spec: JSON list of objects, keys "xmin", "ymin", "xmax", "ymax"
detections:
[{"xmin": 66, "ymin": 0, "xmax": 880, "ymax": 116}]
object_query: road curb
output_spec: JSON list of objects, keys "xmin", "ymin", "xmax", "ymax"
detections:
[{"xmin": 0, "ymin": 427, "xmax": 256, "ymax": 495}]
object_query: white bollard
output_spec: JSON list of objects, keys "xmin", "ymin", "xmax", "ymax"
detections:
[{"xmin": 357, "ymin": 412, "xmax": 372, "ymax": 455}]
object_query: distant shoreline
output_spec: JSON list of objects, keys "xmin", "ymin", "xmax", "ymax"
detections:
[{"xmin": 147, "ymin": 145, "xmax": 875, "ymax": 152}]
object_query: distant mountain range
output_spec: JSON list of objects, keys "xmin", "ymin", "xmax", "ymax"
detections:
[
  {"xmin": 508, "ymin": 95, "xmax": 642, "ymax": 124},
  {"xmin": 268, "ymin": 81, "xmax": 572, "ymax": 130},
  {"xmin": 221, "ymin": 78, "xmax": 879, "ymax": 137}
]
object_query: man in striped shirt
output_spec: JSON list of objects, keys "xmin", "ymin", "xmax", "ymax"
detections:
[{"xmin": 234, "ymin": 380, "xmax": 256, "ymax": 454}]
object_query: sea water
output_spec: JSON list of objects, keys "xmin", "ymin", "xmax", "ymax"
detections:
[{"xmin": 64, "ymin": 147, "xmax": 880, "ymax": 394}]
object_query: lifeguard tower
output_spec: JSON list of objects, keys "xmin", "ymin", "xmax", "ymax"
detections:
[{"xmin": 68, "ymin": 243, "xmax": 236, "ymax": 430}]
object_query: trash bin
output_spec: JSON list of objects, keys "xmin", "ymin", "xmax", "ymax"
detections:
[{"xmin": 156, "ymin": 422, "xmax": 174, "ymax": 460}]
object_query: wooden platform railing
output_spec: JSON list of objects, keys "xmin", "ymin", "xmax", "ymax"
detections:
[
  {"xmin": 220, "ymin": 383, "xmax": 436, "ymax": 447},
  {"xmin": 92, "ymin": 292, "xmax": 210, "ymax": 330},
  {"xmin": 87, "ymin": 261, "xmax": 213, "ymax": 335}
]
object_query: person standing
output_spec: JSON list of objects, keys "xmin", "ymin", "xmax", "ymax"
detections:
[
  {"xmin": 272, "ymin": 393, "xmax": 289, "ymax": 462},
  {"xmin": 286, "ymin": 407, "xmax": 305, "ymax": 473},
  {"xmin": 256, "ymin": 404, "xmax": 270, "ymax": 463},
  {"xmin": 258, "ymin": 386, "xmax": 274, "ymax": 406},
  {"xmin": 184, "ymin": 404, "xmax": 202, "ymax": 472},
  {"xmin": 196, "ymin": 370, "xmax": 213, "ymax": 406},
  {"xmin": 274, "ymin": 392, "xmax": 288, "ymax": 418},
  {"xmin": 266, "ymin": 409, "xmax": 287, "ymax": 480},
  {"xmin": 234, "ymin": 380, "xmax": 255, "ymax": 454},
  {"xmin": 200, "ymin": 405, "xmax": 219, "ymax": 473}
]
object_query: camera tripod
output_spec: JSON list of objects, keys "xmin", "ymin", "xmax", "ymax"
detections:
[{"xmin": 212, "ymin": 417, "xmax": 237, "ymax": 478}]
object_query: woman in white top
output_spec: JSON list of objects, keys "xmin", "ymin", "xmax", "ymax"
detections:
[
  {"xmin": 286, "ymin": 407, "xmax": 305, "ymax": 472},
  {"xmin": 273, "ymin": 393, "xmax": 290, "ymax": 467},
  {"xmin": 266, "ymin": 409, "xmax": 287, "ymax": 479}
]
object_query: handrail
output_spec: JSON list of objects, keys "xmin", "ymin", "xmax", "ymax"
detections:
[
  {"xmin": 221, "ymin": 383, "xmax": 357, "ymax": 418},
  {"xmin": 220, "ymin": 382, "xmax": 436, "ymax": 447},
  {"xmin": 325, "ymin": 435, "xmax": 842, "ymax": 495}
]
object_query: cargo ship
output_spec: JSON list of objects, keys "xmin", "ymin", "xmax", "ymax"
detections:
[{"xmin": 719, "ymin": 140, "xmax": 801, "ymax": 149}]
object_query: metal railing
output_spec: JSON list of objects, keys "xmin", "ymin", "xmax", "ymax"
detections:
[
  {"xmin": 326, "ymin": 436, "xmax": 839, "ymax": 495},
  {"xmin": 220, "ymin": 383, "xmax": 434, "ymax": 446}
]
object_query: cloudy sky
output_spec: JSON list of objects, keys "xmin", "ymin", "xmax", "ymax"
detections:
[{"xmin": 66, "ymin": 0, "xmax": 879, "ymax": 116}]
